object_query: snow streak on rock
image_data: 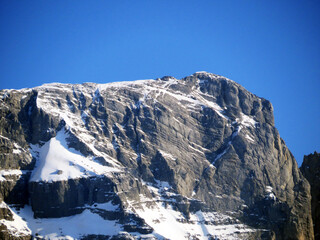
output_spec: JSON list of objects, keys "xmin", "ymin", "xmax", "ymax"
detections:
[
  {"xmin": 0, "ymin": 72, "xmax": 313, "ymax": 239},
  {"xmin": 30, "ymin": 130, "xmax": 121, "ymax": 182}
]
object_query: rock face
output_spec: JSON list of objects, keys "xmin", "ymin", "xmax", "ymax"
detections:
[
  {"xmin": 0, "ymin": 201, "xmax": 31, "ymax": 240},
  {"xmin": 300, "ymin": 152, "xmax": 320, "ymax": 240},
  {"xmin": 0, "ymin": 72, "xmax": 314, "ymax": 239}
]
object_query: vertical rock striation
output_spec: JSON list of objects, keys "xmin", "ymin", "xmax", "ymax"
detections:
[
  {"xmin": 0, "ymin": 72, "xmax": 314, "ymax": 239},
  {"xmin": 301, "ymin": 152, "xmax": 320, "ymax": 240}
]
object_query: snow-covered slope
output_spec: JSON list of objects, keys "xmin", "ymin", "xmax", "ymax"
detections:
[{"xmin": 30, "ymin": 130, "xmax": 120, "ymax": 182}]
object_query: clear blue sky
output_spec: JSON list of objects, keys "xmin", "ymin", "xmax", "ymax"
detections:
[{"xmin": 0, "ymin": 0, "xmax": 319, "ymax": 165}]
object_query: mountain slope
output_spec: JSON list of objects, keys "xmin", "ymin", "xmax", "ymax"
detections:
[{"xmin": 0, "ymin": 72, "xmax": 314, "ymax": 239}]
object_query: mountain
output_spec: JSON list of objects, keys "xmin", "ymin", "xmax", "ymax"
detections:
[
  {"xmin": 0, "ymin": 72, "xmax": 314, "ymax": 239},
  {"xmin": 300, "ymin": 152, "xmax": 320, "ymax": 240}
]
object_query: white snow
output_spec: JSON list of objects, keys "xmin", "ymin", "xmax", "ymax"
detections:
[
  {"xmin": 133, "ymin": 200, "xmax": 255, "ymax": 240},
  {"xmin": 85, "ymin": 201, "xmax": 120, "ymax": 212},
  {"xmin": 0, "ymin": 134, "xmax": 10, "ymax": 141},
  {"xmin": 80, "ymin": 111, "xmax": 89, "ymax": 124},
  {"xmin": 33, "ymin": 77, "xmax": 233, "ymax": 169},
  {"xmin": 233, "ymin": 113, "xmax": 257, "ymax": 135},
  {"xmin": 265, "ymin": 186, "xmax": 273, "ymax": 193},
  {"xmin": 9, "ymin": 204, "xmax": 122, "ymax": 239},
  {"xmin": 97, "ymin": 79, "xmax": 156, "ymax": 91},
  {"xmin": 245, "ymin": 134, "xmax": 255, "ymax": 142},
  {"xmin": 231, "ymin": 113, "xmax": 257, "ymax": 144},
  {"xmin": 0, "ymin": 202, "xmax": 31, "ymax": 237},
  {"xmin": 140, "ymin": 180, "xmax": 178, "ymax": 202},
  {"xmin": 0, "ymin": 201, "xmax": 7, "ymax": 208},
  {"xmin": 239, "ymin": 113, "xmax": 257, "ymax": 127},
  {"xmin": 35, "ymin": 86, "xmax": 121, "ymax": 168},
  {"xmin": 265, "ymin": 186, "xmax": 276, "ymax": 201},
  {"xmin": 208, "ymin": 112, "xmax": 257, "ymax": 167},
  {"xmin": 209, "ymin": 147, "xmax": 230, "ymax": 168},
  {"xmin": 267, "ymin": 193, "xmax": 276, "ymax": 201},
  {"xmin": 158, "ymin": 150, "xmax": 176, "ymax": 161},
  {"xmin": 12, "ymin": 142, "xmax": 23, "ymax": 154},
  {"xmin": 1, "ymin": 77, "xmax": 267, "ymax": 239},
  {"xmin": 154, "ymin": 180, "xmax": 172, "ymax": 191},
  {"xmin": 97, "ymin": 77, "xmax": 229, "ymax": 121},
  {"xmin": 30, "ymin": 129, "xmax": 121, "ymax": 182},
  {"xmin": 196, "ymin": 93, "xmax": 228, "ymax": 120},
  {"xmin": 12, "ymin": 149, "xmax": 22, "ymax": 154},
  {"xmin": 131, "ymin": 182, "xmax": 257, "ymax": 239},
  {"xmin": 0, "ymin": 200, "xmax": 128, "ymax": 239},
  {"xmin": 0, "ymin": 169, "xmax": 28, "ymax": 181},
  {"xmin": 195, "ymin": 72, "xmax": 221, "ymax": 79}
]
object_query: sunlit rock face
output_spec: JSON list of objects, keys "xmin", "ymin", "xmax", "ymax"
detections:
[
  {"xmin": 301, "ymin": 152, "xmax": 320, "ymax": 240},
  {"xmin": 0, "ymin": 72, "xmax": 314, "ymax": 239}
]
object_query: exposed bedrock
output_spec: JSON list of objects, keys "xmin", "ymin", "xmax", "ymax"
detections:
[
  {"xmin": 301, "ymin": 152, "xmax": 320, "ymax": 240},
  {"xmin": 0, "ymin": 72, "xmax": 314, "ymax": 239},
  {"xmin": 29, "ymin": 172, "xmax": 151, "ymax": 219}
]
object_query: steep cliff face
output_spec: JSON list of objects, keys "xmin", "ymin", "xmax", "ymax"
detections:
[
  {"xmin": 0, "ymin": 72, "xmax": 314, "ymax": 239},
  {"xmin": 300, "ymin": 152, "xmax": 320, "ymax": 240}
]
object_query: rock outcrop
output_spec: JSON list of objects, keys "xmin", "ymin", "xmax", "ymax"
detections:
[
  {"xmin": 300, "ymin": 152, "xmax": 320, "ymax": 240},
  {"xmin": 0, "ymin": 201, "xmax": 31, "ymax": 240},
  {"xmin": 0, "ymin": 72, "xmax": 314, "ymax": 239}
]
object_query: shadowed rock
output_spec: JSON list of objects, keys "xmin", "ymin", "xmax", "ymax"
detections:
[{"xmin": 0, "ymin": 73, "xmax": 314, "ymax": 239}]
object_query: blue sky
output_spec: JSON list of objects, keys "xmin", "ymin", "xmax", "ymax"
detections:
[{"xmin": 0, "ymin": 0, "xmax": 319, "ymax": 165}]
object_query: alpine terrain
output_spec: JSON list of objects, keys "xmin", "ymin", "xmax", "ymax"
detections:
[
  {"xmin": 0, "ymin": 72, "xmax": 314, "ymax": 239},
  {"xmin": 300, "ymin": 152, "xmax": 320, "ymax": 240}
]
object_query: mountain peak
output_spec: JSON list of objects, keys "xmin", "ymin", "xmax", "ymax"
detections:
[{"xmin": 0, "ymin": 73, "xmax": 314, "ymax": 239}]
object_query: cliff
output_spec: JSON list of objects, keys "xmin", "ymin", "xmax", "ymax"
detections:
[
  {"xmin": 301, "ymin": 152, "xmax": 320, "ymax": 240},
  {"xmin": 0, "ymin": 72, "xmax": 314, "ymax": 239}
]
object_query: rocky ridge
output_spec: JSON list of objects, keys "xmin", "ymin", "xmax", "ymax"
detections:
[
  {"xmin": 0, "ymin": 72, "xmax": 314, "ymax": 239},
  {"xmin": 300, "ymin": 152, "xmax": 320, "ymax": 240}
]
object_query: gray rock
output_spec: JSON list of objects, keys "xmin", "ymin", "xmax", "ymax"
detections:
[
  {"xmin": 300, "ymin": 151, "xmax": 320, "ymax": 240},
  {"xmin": 0, "ymin": 201, "xmax": 32, "ymax": 240},
  {"xmin": 0, "ymin": 72, "xmax": 314, "ymax": 239}
]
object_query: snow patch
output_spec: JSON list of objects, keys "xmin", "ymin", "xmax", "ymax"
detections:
[
  {"xmin": 81, "ymin": 111, "xmax": 90, "ymax": 124},
  {"xmin": 86, "ymin": 201, "xmax": 120, "ymax": 212},
  {"xmin": 0, "ymin": 170, "xmax": 29, "ymax": 181},
  {"xmin": 0, "ymin": 134, "xmax": 10, "ymax": 141},
  {"xmin": 97, "ymin": 77, "xmax": 229, "ymax": 121},
  {"xmin": 158, "ymin": 150, "xmax": 176, "ymax": 161},
  {"xmin": 97, "ymin": 79, "xmax": 156, "ymax": 91},
  {"xmin": 0, "ymin": 203, "xmax": 31, "ymax": 237},
  {"xmin": 134, "ymin": 201, "xmax": 255, "ymax": 240},
  {"xmin": 265, "ymin": 186, "xmax": 276, "ymax": 201},
  {"xmin": 245, "ymin": 134, "xmax": 255, "ymax": 142},
  {"xmin": 9, "ymin": 204, "xmax": 122, "ymax": 239},
  {"xmin": 30, "ymin": 129, "xmax": 121, "ymax": 182},
  {"xmin": 239, "ymin": 113, "xmax": 257, "ymax": 128}
]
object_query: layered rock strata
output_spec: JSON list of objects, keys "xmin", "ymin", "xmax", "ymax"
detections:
[
  {"xmin": 0, "ymin": 72, "xmax": 314, "ymax": 239},
  {"xmin": 301, "ymin": 152, "xmax": 320, "ymax": 240}
]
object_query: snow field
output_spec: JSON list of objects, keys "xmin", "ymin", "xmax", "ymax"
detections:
[
  {"xmin": 30, "ymin": 129, "xmax": 121, "ymax": 182},
  {"xmin": 133, "ymin": 199, "xmax": 255, "ymax": 240},
  {"xmin": 7, "ymin": 202, "xmax": 122, "ymax": 239},
  {"xmin": 128, "ymin": 181, "xmax": 256, "ymax": 240},
  {"xmin": 0, "ymin": 202, "xmax": 31, "ymax": 237}
]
